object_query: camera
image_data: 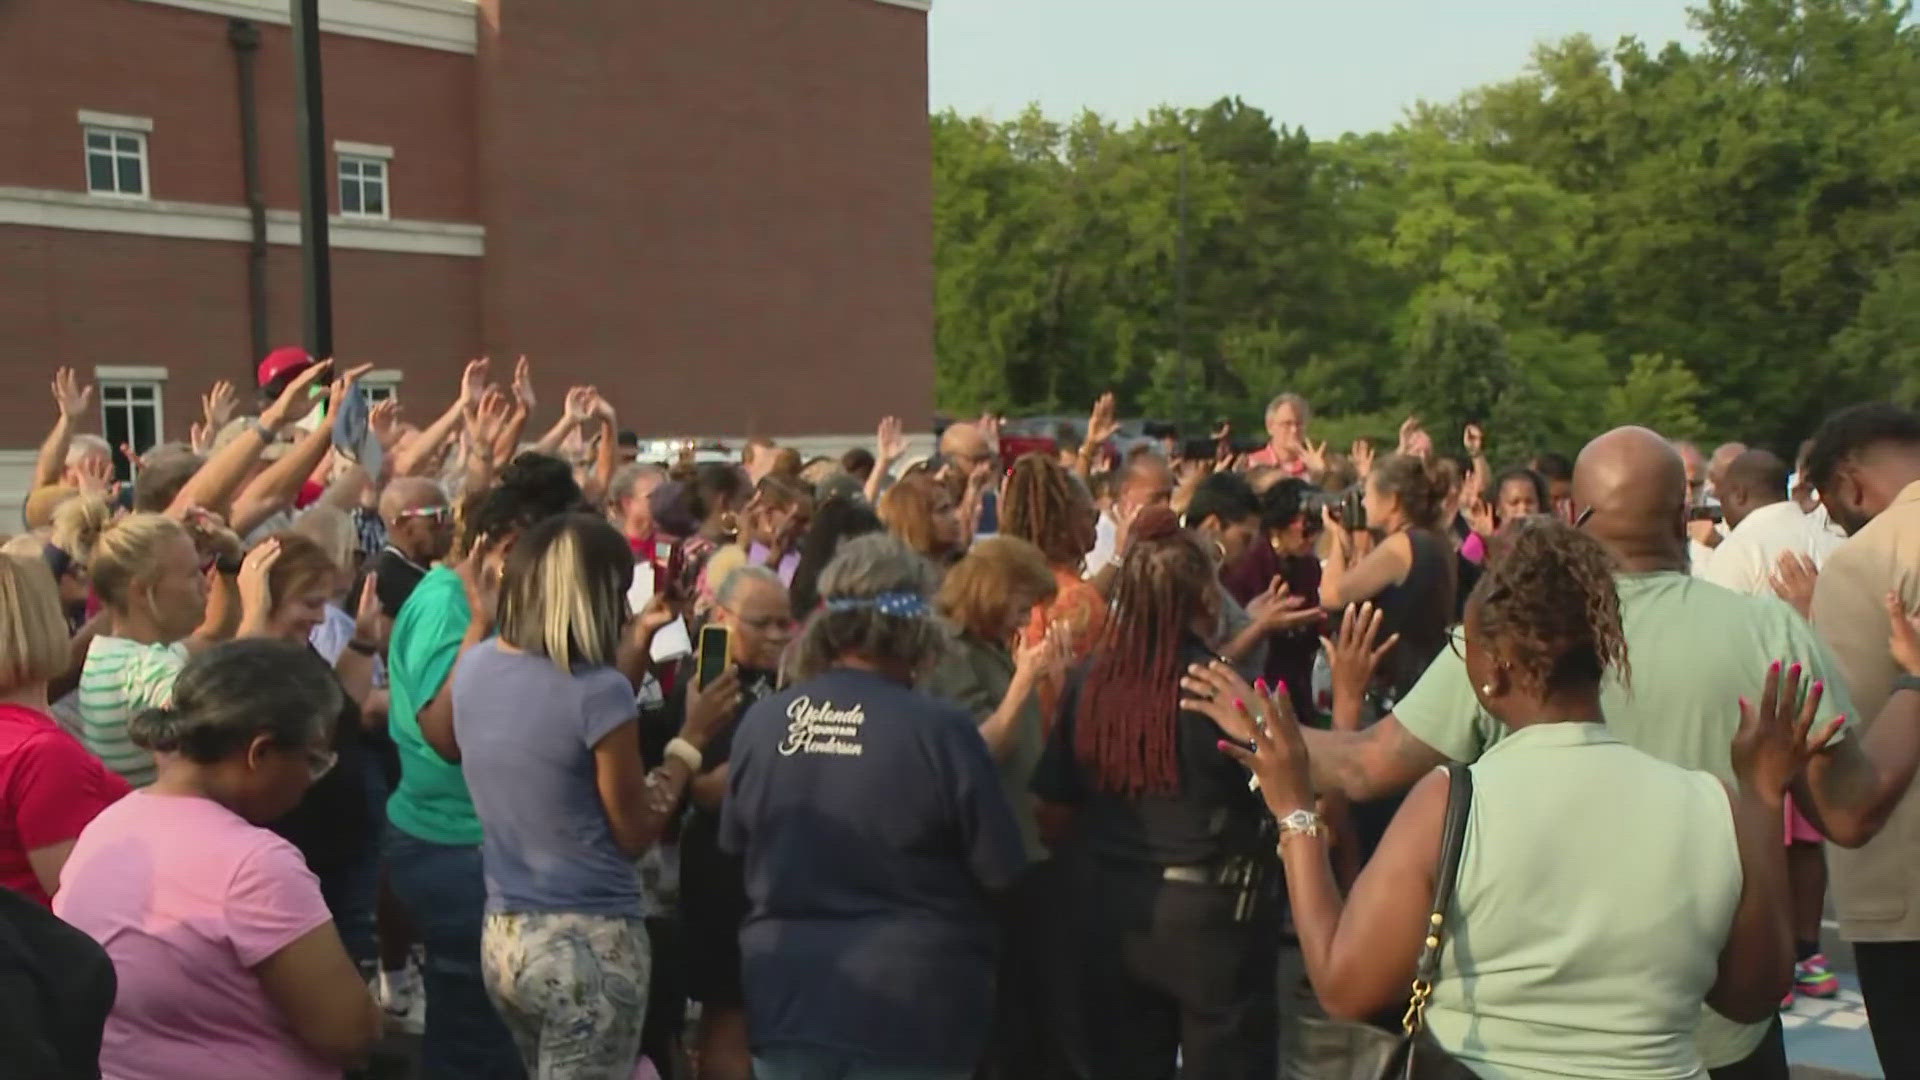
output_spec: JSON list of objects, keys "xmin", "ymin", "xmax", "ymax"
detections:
[{"xmin": 1303, "ymin": 485, "xmax": 1367, "ymax": 532}]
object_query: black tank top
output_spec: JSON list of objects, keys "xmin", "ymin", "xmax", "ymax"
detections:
[{"xmin": 1371, "ymin": 528, "xmax": 1455, "ymax": 701}]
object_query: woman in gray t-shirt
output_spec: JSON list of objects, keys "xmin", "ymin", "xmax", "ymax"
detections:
[{"xmin": 453, "ymin": 512, "xmax": 739, "ymax": 1080}]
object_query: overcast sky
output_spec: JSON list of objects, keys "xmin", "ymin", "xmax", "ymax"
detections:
[{"xmin": 927, "ymin": 0, "xmax": 1700, "ymax": 137}]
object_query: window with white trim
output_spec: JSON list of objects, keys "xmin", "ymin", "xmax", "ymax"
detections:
[
  {"xmin": 100, "ymin": 380, "xmax": 163, "ymax": 481},
  {"xmin": 339, "ymin": 155, "xmax": 389, "ymax": 219},
  {"xmin": 84, "ymin": 127, "xmax": 149, "ymax": 198},
  {"xmin": 360, "ymin": 381, "xmax": 398, "ymax": 404}
]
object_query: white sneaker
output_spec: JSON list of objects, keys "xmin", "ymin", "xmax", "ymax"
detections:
[{"xmin": 375, "ymin": 965, "xmax": 426, "ymax": 1035}]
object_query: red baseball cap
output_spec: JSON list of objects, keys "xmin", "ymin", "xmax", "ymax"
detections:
[{"xmin": 256, "ymin": 346, "xmax": 313, "ymax": 389}]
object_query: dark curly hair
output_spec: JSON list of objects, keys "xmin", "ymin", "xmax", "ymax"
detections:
[
  {"xmin": 461, "ymin": 452, "xmax": 589, "ymax": 553},
  {"xmin": 1803, "ymin": 403, "xmax": 1920, "ymax": 491},
  {"xmin": 1467, "ymin": 517, "xmax": 1629, "ymax": 699}
]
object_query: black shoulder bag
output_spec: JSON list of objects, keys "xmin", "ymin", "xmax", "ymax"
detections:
[{"xmin": 1283, "ymin": 763, "xmax": 1481, "ymax": 1080}]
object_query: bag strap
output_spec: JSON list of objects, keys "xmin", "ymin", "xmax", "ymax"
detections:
[{"xmin": 1401, "ymin": 762, "xmax": 1474, "ymax": 1035}]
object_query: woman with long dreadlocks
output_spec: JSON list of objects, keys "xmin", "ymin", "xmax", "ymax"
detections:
[
  {"xmin": 999, "ymin": 454, "xmax": 1104, "ymax": 732},
  {"xmin": 1031, "ymin": 505, "xmax": 1276, "ymax": 1080}
]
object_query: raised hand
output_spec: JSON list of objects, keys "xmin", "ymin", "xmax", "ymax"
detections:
[
  {"xmin": 1181, "ymin": 660, "xmax": 1315, "ymax": 816},
  {"xmin": 1732, "ymin": 661, "xmax": 1842, "ymax": 802},
  {"xmin": 51, "ymin": 367, "xmax": 94, "ymax": 421},
  {"xmin": 1248, "ymin": 576, "xmax": 1323, "ymax": 634},
  {"xmin": 467, "ymin": 387, "xmax": 514, "ymax": 449},
  {"xmin": 1322, "ymin": 602, "xmax": 1399, "ymax": 721},
  {"xmin": 353, "ymin": 571, "xmax": 389, "ymax": 651},
  {"xmin": 511, "ymin": 355, "xmax": 536, "ymax": 412},
  {"xmin": 261, "ymin": 358, "xmax": 335, "ymax": 429},
  {"xmin": 1770, "ymin": 552, "xmax": 1819, "ymax": 620},
  {"xmin": 1467, "ymin": 497, "xmax": 1497, "ymax": 538},
  {"xmin": 876, "ymin": 416, "xmax": 908, "ymax": 465},
  {"xmin": 188, "ymin": 421, "xmax": 214, "ymax": 456},
  {"xmin": 1085, "ymin": 392, "xmax": 1120, "ymax": 446},
  {"xmin": 1397, "ymin": 415, "xmax": 1423, "ymax": 456},
  {"xmin": 329, "ymin": 362, "xmax": 377, "ymax": 416},
  {"xmin": 1350, "ymin": 438, "xmax": 1375, "ymax": 480},
  {"xmin": 458, "ymin": 357, "xmax": 491, "ymax": 411},
  {"xmin": 685, "ymin": 666, "xmax": 744, "ymax": 745},
  {"xmin": 237, "ymin": 538, "xmax": 283, "ymax": 620},
  {"xmin": 1015, "ymin": 619, "xmax": 1074, "ymax": 684},
  {"xmin": 1299, "ymin": 438, "xmax": 1329, "ymax": 476},
  {"xmin": 73, "ymin": 452, "xmax": 115, "ymax": 497},
  {"xmin": 369, "ymin": 398, "xmax": 405, "ymax": 450},
  {"xmin": 1463, "ymin": 423, "xmax": 1485, "ymax": 456},
  {"xmin": 202, "ymin": 380, "xmax": 238, "ymax": 430},
  {"xmin": 976, "ymin": 412, "xmax": 1002, "ymax": 449},
  {"xmin": 563, "ymin": 386, "xmax": 597, "ymax": 427}
]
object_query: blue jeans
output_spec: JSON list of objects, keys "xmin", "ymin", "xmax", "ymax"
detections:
[
  {"xmin": 752, "ymin": 1049, "xmax": 971, "ymax": 1080},
  {"xmin": 385, "ymin": 827, "xmax": 525, "ymax": 1080},
  {"xmin": 318, "ymin": 754, "xmax": 387, "ymax": 970}
]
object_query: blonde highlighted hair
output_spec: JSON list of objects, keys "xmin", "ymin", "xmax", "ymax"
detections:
[
  {"xmin": 51, "ymin": 495, "xmax": 113, "ymax": 564},
  {"xmin": 0, "ymin": 555, "xmax": 75, "ymax": 692},
  {"xmin": 877, "ymin": 474, "xmax": 951, "ymax": 559},
  {"xmin": 496, "ymin": 512, "xmax": 634, "ymax": 671},
  {"xmin": 91, "ymin": 513, "xmax": 192, "ymax": 608}
]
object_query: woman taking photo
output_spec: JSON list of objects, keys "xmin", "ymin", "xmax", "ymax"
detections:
[
  {"xmin": 56, "ymin": 639, "xmax": 381, "ymax": 1079},
  {"xmin": 454, "ymin": 511, "xmax": 739, "ymax": 1078},
  {"xmin": 1184, "ymin": 518, "xmax": 1823, "ymax": 1079},
  {"xmin": 0, "ymin": 555, "xmax": 129, "ymax": 907},
  {"xmin": 1318, "ymin": 452, "xmax": 1455, "ymax": 703},
  {"xmin": 1032, "ymin": 506, "xmax": 1276, "ymax": 1080},
  {"xmin": 721, "ymin": 534, "xmax": 1025, "ymax": 1079}
]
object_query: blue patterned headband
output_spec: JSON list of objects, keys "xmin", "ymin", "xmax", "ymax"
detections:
[{"xmin": 825, "ymin": 591, "xmax": 930, "ymax": 619}]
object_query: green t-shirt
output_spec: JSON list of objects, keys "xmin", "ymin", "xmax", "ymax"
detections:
[
  {"xmin": 1395, "ymin": 570, "xmax": 1855, "ymax": 1068},
  {"xmin": 385, "ymin": 566, "xmax": 481, "ymax": 846}
]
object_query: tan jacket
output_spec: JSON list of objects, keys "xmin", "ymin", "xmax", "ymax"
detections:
[{"xmin": 1812, "ymin": 480, "xmax": 1920, "ymax": 941}]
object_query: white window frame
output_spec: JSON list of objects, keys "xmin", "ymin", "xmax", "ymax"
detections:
[
  {"xmin": 336, "ymin": 142, "xmax": 393, "ymax": 221},
  {"xmin": 81, "ymin": 113, "xmax": 152, "ymax": 200},
  {"xmin": 95, "ymin": 366, "xmax": 168, "ymax": 478},
  {"xmin": 360, "ymin": 369, "xmax": 402, "ymax": 404}
]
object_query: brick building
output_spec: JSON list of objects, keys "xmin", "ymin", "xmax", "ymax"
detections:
[{"xmin": 0, "ymin": 0, "xmax": 934, "ymax": 507}]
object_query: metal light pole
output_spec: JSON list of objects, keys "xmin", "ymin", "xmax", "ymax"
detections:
[
  {"xmin": 1174, "ymin": 144, "xmax": 1190, "ymax": 429},
  {"xmin": 290, "ymin": 0, "xmax": 333, "ymax": 361}
]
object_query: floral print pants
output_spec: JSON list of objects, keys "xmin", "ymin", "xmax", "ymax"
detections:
[{"xmin": 482, "ymin": 911, "xmax": 651, "ymax": 1080}]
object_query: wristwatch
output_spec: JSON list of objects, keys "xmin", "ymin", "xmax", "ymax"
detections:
[
  {"xmin": 1893, "ymin": 673, "xmax": 1920, "ymax": 697},
  {"xmin": 1275, "ymin": 808, "xmax": 1327, "ymax": 849}
]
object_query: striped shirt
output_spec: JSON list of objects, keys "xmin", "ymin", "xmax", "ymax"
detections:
[{"xmin": 77, "ymin": 636, "xmax": 188, "ymax": 788}]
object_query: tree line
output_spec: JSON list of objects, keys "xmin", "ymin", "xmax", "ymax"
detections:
[{"xmin": 932, "ymin": 0, "xmax": 1920, "ymax": 458}]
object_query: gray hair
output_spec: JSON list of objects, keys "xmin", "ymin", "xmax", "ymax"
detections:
[
  {"xmin": 1265, "ymin": 393, "xmax": 1310, "ymax": 422},
  {"xmin": 66, "ymin": 434, "xmax": 111, "ymax": 466},
  {"xmin": 128, "ymin": 639, "xmax": 340, "ymax": 762},
  {"xmin": 791, "ymin": 533, "xmax": 944, "ymax": 682},
  {"xmin": 611, "ymin": 463, "xmax": 667, "ymax": 505},
  {"xmin": 715, "ymin": 564, "xmax": 783, "ymax": 611}
]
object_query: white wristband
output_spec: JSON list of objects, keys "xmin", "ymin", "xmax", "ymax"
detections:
[{"xmin": 663, "ymin": 737, "xmax": 703, "ymax": 773}]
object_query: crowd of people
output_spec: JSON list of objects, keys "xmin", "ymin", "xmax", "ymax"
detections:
[{"xmin": 4, "ymin": 350, "xmax": 1920, "ymax": 1080}]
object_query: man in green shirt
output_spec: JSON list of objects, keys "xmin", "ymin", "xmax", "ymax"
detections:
[{"xmin": 1302, "ymin": 427, "xmax": 1920, "ymax": 1078}]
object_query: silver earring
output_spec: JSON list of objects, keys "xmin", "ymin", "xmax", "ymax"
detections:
[{"xmin": 1479, "ymin": 684, "xmax": 1494, "ymax": 695}]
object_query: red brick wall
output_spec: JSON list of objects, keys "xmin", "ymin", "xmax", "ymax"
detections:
[
  {"xmin": 475, "ymin": 0, "xmax": 935, "ymax": 438},
  {"xmin": 0, "ymin": 226, "xmax": 481, "ymax": 439}
]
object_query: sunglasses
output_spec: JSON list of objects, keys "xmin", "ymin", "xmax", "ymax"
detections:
[{"xmin": 395, "ymin": 506, "xmax": 451, "ymax": 524}]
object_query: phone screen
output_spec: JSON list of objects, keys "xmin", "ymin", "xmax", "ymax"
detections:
[{"xmin": 697, "ymin": 625, "xmax": 730, "ymax": 689}]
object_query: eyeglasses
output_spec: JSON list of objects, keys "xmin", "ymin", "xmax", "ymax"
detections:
[
  {"xmin": 724, "ymin": 608, "xmax": 797, "ymax": 634},
  {"xmin": 1446, "ymin": 628, "xmax": 1468, "ymax": 661},
  {"xmin": 1572, "ymin": 505, "xmax": 1595, "ymax": 529},
  {"xmin": 302, "ymin": 747, "xmax": 339, "ymax": 782}
]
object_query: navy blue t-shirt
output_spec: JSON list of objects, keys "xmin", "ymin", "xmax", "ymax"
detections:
[{"xmin": 720, "ymin": 667, "xmax": 1024, "ymax": 1068}]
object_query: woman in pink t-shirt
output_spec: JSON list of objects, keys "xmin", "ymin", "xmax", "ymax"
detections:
[
  {"xmin": 55, "ymin": 639, "xmax": 381, "ymax": 1080},
  {"xmin": 0, "ymin": 555, "xmax": 129, "ymax": 906}
]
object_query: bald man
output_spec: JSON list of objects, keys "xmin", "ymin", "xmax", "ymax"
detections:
[
  {"xmin": 361, "ymin": 476, "xmax": 452, "ymax": 617},
  {"xmin": 1300, "ymin": 426, "xmax": 1920, "ymax": 1077},
  {"xmin": 1702, "ymin": 450, "xmax": 1840, "ymax": 597},
  {"xmin": 1083, "ymin": 452, "xmax": 1176, "ymax": 576}
]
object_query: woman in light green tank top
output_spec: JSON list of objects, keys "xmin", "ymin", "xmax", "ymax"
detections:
[{"xmin": 1184, "ymin": 518, "xmax": 1842, "ymax": 1079}]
